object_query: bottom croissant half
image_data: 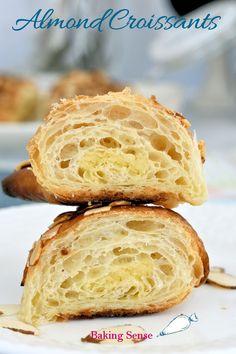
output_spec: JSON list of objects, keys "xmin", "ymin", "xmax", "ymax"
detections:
[{"xmin": 19, "ymin": 206, "xmax": 209, "ymax": 325}]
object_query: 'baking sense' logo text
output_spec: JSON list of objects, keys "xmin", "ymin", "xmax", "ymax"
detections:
[{"xmin": 12, "ymin": 8, "xmax": 221, "ymax": 32}]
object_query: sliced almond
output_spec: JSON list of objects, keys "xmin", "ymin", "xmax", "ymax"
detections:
[
  {"xmin": 0, "ymin": 305, "xmax": 20, "ymax": 316},
  {"xmin": 83, "ymin": 203, "xmax": 102, "ymax": 210},
  {"xmin": 84, "ymin": 206, "xmax": 111, "ymax": 216},
  {"xmin": 29, "ymin": 240, "xmax": 42, "ymax": 266},
  {"xmin": 75, "ymin": 203, "xmax": 102, "ymax": 216},
  {"xmin": 0, "ymin": 319, "xmax": 39, "ymax": 335},
  {"xmin": 52, "ymin": 212, "xmax": 75, "ymax": 226},
  {"xmin": 207, "ymin": 271, "xmax": 236, "ymax": 289},
  {"xmin": 81, "ymin": 324, "xmax": 148, "ymax": 344},
  {"xmin": 15, "ymin": 160, "xmax": 31, "ymax": 171},
  {"xmin": 41, "ymin": 224, "xmax": 61, "ymax": 241},
  {"xmin": 198, "ymin": 140, "xmax": 206, "ymax": 163},
  {"xmin": 109, "ymin": 201, "xmax": 131, "ymax": 207},
  {"xmin": 210, "ymin": 266, "xmax": 225, "ymax": 273}
]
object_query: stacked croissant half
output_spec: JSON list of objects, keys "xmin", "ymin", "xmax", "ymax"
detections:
[{"xmin": 2, "ymin": 88, "xmax": 209, "ymax": 326}]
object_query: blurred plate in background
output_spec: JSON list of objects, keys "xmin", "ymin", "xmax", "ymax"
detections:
[{"xmin": 0, "ymin": 122, "xmax": 40, "ymax": 170}]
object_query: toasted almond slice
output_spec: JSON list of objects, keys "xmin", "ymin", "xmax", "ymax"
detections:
[
  {"xmin": 85, "ymin": 203, "xmax": 102, "ymax": 210},
  {"xmin": 0, "ymin": 304, "xmax": 20, "ymax": 316},
  {"xmin": 210, "ymin": 266, "xmax": 225, "ymax": 273},
  {"xmin": 15, "ymin": 160, "xmax": 31, "ymax": 171},
  {"xmin": 207, "ymin": 271, "xmax": 236, "ymax": 289},
  {"xmin": 29, "ymin": 240, "xmax": 42, "ymax": 266},
  {"xmin": 84, "ymin": 206, "xmax": 111, "ymax": 216},
  {"xmin": 81, "ymin": 324, "xmax": 147, "ymax": 344},
  {"xmin": 41, "ymin": 224, "xmax": 61, "ymax": 241},
  {"xmin": 0, "ymin": 319, "xmax": 39, "ymax": 335},
  {"xmin": 75, "ymin": 203, "xmax": 103, "ymax": 216},
  {"xmin": 109, "ymin": 201, "xmax": 131, "ymax": 208},
  {"xmin": 52, "ymin": 212, "xmax": 75, "ymax": 226}
]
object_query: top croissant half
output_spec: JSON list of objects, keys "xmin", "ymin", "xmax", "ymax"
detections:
[{"xmin": 3, "ymin": 88, "xmax": 207, "ymax": 208}]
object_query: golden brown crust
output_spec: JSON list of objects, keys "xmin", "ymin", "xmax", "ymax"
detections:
[
  {"xmin": 21, "ymin": 206, "xmax": 209, "ymax": 290},
  {"xmin": 47, "ymin": 189, "xmax": 180, "ymax": 209},
  {"xmin": 55, "ymin": 292, "xmax": 190, "ymax": 321},
  {"xmin": 2, "ymin": 167, "xmax": 58, "ymax": 204},
  {"xmin": 3, "ymin": 327, "xmax": 35, "ymax": 335}
]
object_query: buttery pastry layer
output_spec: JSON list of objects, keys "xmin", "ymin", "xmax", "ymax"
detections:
[
  {"xmin": 19, "ymin": 206, "xmax": 209, "ymax": 325},
  {"xmin": 28, "ymin": 89, "xmax": 207, "ymax": 208}
]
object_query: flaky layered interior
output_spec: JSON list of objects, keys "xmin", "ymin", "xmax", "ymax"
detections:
[
  {"xmin": 19, "ymin": 207, "xmax": 207, "ymax": 325},
  {"xmin": 28, "ymin": 90, "xmax": 207, "ymax": 207}
]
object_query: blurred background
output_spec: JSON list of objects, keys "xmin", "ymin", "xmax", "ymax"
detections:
[{"xmin": 0, "ymin": 0, "xmax": 236, "ymax": 207}]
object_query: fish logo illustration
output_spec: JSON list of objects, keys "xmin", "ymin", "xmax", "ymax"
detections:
[{"xmin": 157, "ymin": 313, "xmax": 198, "ymax": 337}]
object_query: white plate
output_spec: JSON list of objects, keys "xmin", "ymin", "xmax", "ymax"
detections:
[{"xmin": 0, "ymin": 202, "xmax": 236, "ymax": 354}]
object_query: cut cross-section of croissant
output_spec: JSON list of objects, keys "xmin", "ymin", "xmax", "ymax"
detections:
[
  {"xmin": 19, "ymin": 206, "xmax": 209, "ymax": 325},
  {"xmin": 28, "ymin": 89, "xmax": 207, "ymax": 208}
]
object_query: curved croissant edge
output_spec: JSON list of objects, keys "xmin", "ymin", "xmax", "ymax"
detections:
[
  {"xmin": 21, "ymin": 205, "xmax": 209, "ymax": 287},
  {"xmin": 1, "ymin": 164, "xmax": 58, "ymax": 204}
]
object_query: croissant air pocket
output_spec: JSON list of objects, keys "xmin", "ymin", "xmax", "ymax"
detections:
[{"xmin": 27, "ymin": 89, "xmax": 207, "ymax": 208}]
